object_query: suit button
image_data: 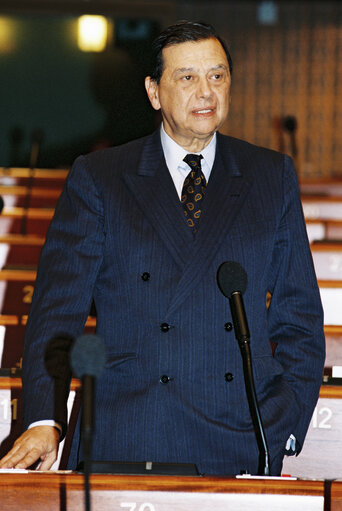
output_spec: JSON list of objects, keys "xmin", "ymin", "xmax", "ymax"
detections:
[
  {"xmin": 160, "ymin": 375, "xmax": 170, "ymax": 384},
  {"xmin": 141, "ymin": 272, "xmax": 150, "ymax": 281},
  {"xmin": 225, "ymin": 372, "xmax": 234, "ymax": 382},
  {"xmin": 160, "ymin": 322, "xmax": 170, "ymax": 332},
  {"xmin": 224, "ymin": 322, "xmax": 233, "ymax": 331}
]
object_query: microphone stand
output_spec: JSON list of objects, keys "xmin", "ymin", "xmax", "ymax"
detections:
[
  {"xmin": 70, "ymin": 334, "xmax": 106, "ymax": 511},
  {"xmin": 230, "ymin": 292, "xmax": 270, "ymax": 476},
  {"xmin": 238, "ymin": 338, "xmax": 270, "ymax": 476},
  {"xmin": 21, "ymin": 130, "xmax": 42, "ymax": 235},
  {"xmin": 82, "ymin": 375, "xmax": 94, "ymax": 511}
]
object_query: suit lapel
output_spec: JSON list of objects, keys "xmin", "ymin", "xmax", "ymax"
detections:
[
  {"xmin": 122, "ymin": 130, "xmax": 193, "ymax": 271},
  {"xmin": 166, "ymin": 134, "xmax": 253, "ymax": 315},
  {"xmin": 122, "ymin": 130, "xmax": 253, "ymax": 316}
]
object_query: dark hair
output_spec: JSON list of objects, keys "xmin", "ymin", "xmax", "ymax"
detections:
[{"xmin": 149, "ymin": 21, "xmax": 233, "ymax": 84}]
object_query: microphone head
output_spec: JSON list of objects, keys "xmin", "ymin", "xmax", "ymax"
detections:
[
  {"xmin": 45, "ymin": 334, "xmax": 74, "ymax": 379},
  {"xmin": 70, "ymin": 334, "xmax": 106, "ymax": 379},
  {"xmin": 217, "ymin": 261, "xmax": 248, "ymax": 298},
  {"xmin": 283, "ymin": 115, "xmax": 297, "ymax": 133}
]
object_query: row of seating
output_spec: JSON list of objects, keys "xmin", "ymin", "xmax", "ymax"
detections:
[{"xmin": 0, "ymin": 168, "xmax": 67, "ymax": 374}]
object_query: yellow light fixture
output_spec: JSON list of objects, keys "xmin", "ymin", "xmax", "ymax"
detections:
[
  {"xmin": 0, "ymin": 17, "xmax": 15, "ymax": 54},
  {"xmin": 78, "ymin": 15, "xmax": 108, "ymax": 52}
]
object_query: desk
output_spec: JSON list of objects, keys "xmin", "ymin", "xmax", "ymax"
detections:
[{"xmin": 0, "ymin": 472, "xmax": 326, "ymax": 511}]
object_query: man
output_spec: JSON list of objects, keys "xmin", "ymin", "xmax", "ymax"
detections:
[{"xmin": 0, "ymin": 21, "xmax": 325, "ymax": 475}]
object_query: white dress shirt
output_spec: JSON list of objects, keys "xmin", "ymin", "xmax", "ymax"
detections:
[{"xmin": 160, "ymin": 124, "xmax": 216, "ymax": 198}]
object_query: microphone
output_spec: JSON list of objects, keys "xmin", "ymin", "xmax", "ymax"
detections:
[
  {"xmin": 44, "ymin": 335, "xmax": 74, "ymax": 439},
  {"xmin": 45, "ymin": 335, "xmax": 74, "ymax": 380},
  {"xmin": 29, "ymin": 128, "xmax": 44, "ymax": 169},
  {"xmin": 217, "ymin": 261, "xmax": 270, "ymax": 476},
  {"xmin": 70, "ymin": 334, "xmax": 106, "ymax": 442},
  {"xmin": 70, "ymin": 334, "xmax": 106, "ymax": 511},
  {"xmin": 282, "ymin": 115, "xmax": 298, "ymax": 157},
  {"xmin": 217, "ymin": 261, "xmax": 249, "ymax": 345}
]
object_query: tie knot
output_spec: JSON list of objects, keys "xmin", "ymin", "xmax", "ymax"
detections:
[{"xmin": 183, "ymin": 153, "xmax": 203, "ymax": 169}]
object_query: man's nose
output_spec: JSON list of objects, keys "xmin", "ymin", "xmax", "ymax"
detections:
[{"xmin": 196, "ymin": 77, "xmax": 212, "ymax": 98}]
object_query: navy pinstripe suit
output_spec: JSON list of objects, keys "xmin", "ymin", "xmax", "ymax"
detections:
[{"xmin": 22, "ymin": 129, "xmax": 325, "ymax": 475}]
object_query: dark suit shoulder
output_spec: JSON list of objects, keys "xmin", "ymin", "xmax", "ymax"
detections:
[
  {"xmin": 67, "ymin": 132, "xmax": 159, "ymax": 192},
  {"xmin": 83, "ymin": 132, "xmax": 153, "ymax": 169}
]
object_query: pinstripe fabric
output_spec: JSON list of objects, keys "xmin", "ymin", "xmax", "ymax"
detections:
[{"xmin": 22, "ymin": 129, "xmax": 325, "ymax": 475}]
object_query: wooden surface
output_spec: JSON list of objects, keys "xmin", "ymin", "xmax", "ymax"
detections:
[
  {"xmin": 0, "ymin": 472, "xmax": 325, "ymax": 494},
  {"xmin": 283, "ymin": 391, "xmax": 342, "ymax": 479},
  {"xmin": 1, "ymin": 207, "xmax": 54, "ymax": 220},
  {"xmin": 0, "ymin": 208, "xmax": 54, "ymax": 236},
  {"xmin": 318, "ymin": 281, "xmax": 342, "ymax": 324},
  {"xmin": 0, "ymin": 167, "xmax": 68, "ymax": 179},
  {"xmin": 325, "ymin": 326, "xmax": 342, "ymax": 366},
  {"xmin": 0, "ymin": 473, "xmax": 326, "ymax": 511},
  {"xmin": 0, "ymin": 186, "xmax": 62, "ymax": 198},
  {"xmin": 310, "ymin": 245, "xmax": 342, "ymax": 280},
  {"xmin": 300, "ymin": 178, "xmax": 342, "ymax": 196},
  {"xmin": 302, "ymin": 196, "xmax": 342, "ymax": 220},
  {"xmin": 331, "ymin": 482, "xmax": 342, "ymax": 511},
  {"xmin": 306, "ymin": 219, "xmax": 342, "ymax": 242}
]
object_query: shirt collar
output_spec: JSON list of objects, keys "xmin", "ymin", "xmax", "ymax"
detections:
[{"xmin": 160, "ymin": 123, "xmax": 216, "ymax": 177}]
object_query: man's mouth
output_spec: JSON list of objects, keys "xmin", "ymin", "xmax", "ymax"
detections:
[{"xmin": 192, "ymin": 107, "xmax": 216, "ymax": 115}]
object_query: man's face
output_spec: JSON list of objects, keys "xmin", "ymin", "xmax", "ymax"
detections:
[{"xmin": 145, "ymin": 37, "xmax": 231, "ymax": 151}]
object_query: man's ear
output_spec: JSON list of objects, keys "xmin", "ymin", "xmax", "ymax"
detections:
[{"xmin": 145, "ymin": 76, "xmax": 161, "ymax": 111}]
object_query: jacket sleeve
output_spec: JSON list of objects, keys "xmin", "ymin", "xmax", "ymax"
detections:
[
  {"xmin": 267, "ymin": 155, "xmax": 325, "ymax": 452},
  {"xmin": 22, "ymin": 155, "xmax": 105, "ymax": 437}
]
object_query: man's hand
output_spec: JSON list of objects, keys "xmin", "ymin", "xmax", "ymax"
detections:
[{"xmin": 0, "ymin": 426, "xmax": 60, "ymax": 471}]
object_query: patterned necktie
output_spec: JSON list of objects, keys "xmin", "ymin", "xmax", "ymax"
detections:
[{"xmin": 181, "ymin": 154, "xmax": 207, "ymax": 230}]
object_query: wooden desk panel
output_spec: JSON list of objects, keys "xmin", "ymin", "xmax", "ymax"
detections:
[
  {"xmin": 305, "ymin": 219, "xmax": 342, "ymax": 243},
  {"xmin": 312, "ymin": 243, "xmax": 342, "ymax": 280},
  {"xmin": 331, "ymin": 482, "xmax": 342, "ymax": 511},
  {"xmin": 302, "ymin": 196, "xmax": 342, "ymax": 220},
  {"xmin": 0, "ymin": 186, "xmax": 61, "ymax": 209},
  {"xmin": 282, "ymin": 387, "xmax": 342, "ymax": 479},
  {"xmin": 318, "ymin": 281, "xmax": 342, "ymax": 325},
  {"xmin": 305, "ymin": 218, "xmax": 342, "ymax": 243},
  {"xmin": 1, "ymin": 207, "xmax": 54, "ymax": 220},
  {"xmin": 0, "ymin": 272, "xmax": 36, "ymax": 316},
  {"xmin": 0, "ymin": 473, "xmax": 326, "ymax": 511},
  {"xmin": 300, "ymin": 179, "xmax": 342, "ymax": 197},
  {"xmin": 0, "ymin": 167, "xmax": 68, "ymax": 180},
  {"xmin": 325, "ymin": 326, "xmax": 342, "ymax": 366},
  {"xmin": 0, "ymin": 207, "xmax": 54, "ymax": 236},
  {"xmin": 306, "ymin": 219, "xmax": 342, "ymax": 243},
  {"xmin": 0, "ymin": 235, "xmax": 45, "ymax": 268}
]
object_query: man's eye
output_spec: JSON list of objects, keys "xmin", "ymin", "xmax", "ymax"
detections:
[
  {"xmin": 183, "ymin": 75, "xmax": 192, "ymax": 81},
  {"xmin": 212, "ymin": 74, "xmax": 222, "ymax": 80}
]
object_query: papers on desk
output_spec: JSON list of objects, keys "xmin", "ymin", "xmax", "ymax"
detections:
[
  {"xmin": 332, "ymin": 366, "xmax": 342, "ymax": 378},
  {"xmin": 0, "ymin": 468, "xmax": 73, "ymax": 473},
  {"xmin": 0, "ymin": 468, "xmax": 28, "ymax": 473},
  {"xmin": 236, "ymin": 474, "xmax": 297, "ymax": 480}
]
